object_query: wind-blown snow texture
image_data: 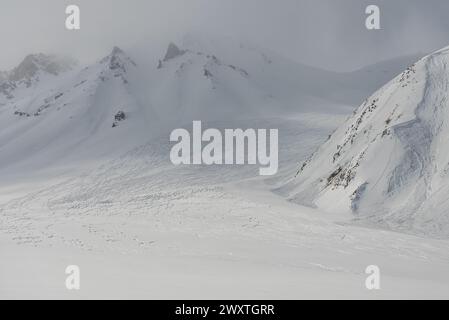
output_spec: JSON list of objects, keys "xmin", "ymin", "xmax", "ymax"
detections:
[
  {"xmin": 1, "ymin": 37, "xmax": 448, "ymax": 299},
  {"xmin": 284, "ymin": 46, "xmax": 449, "ymax": 238}
]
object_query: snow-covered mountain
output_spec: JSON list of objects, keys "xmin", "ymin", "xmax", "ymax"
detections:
[
  {"xmin": 0, "ymin": 47, "xmax": 153, "ymax": 174},
  {"xmin": 0, "ymin": 36, "xmax": 421, "ymax": 176},
  {"xmin": 282, "ymin": 45, "xmax": 449, "ymax": 238}
]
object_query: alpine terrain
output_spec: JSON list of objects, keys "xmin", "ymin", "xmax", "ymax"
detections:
[{"xmin": 1, "ymin": 37, "xmax": 449, "ymax": 299}]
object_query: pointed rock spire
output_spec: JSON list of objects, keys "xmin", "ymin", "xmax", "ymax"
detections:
[
  {"xmin": 104, "ymin": 46, "xmax": 137, "ymax": 73},
  {"xmin": 8, "ymin": 54, "xmax": 76, "ymax": 82},
  {"xmin": 163, "ymin": 42, "xmax": 186, "ymax": 62}
]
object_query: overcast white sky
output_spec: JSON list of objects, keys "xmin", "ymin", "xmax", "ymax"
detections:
[{"xmin": 1, "ymin": 0, "xmax": 449, "ymax": 71}]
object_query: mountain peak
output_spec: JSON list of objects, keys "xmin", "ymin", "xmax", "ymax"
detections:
[
  {"xmin": 8, "ymin": 53, "xmax": 76, "ymax": 82},
  {"xmin": 102, "ymin": 46, "xmax": 137, "ymax": 73},
  {"xmin": 111, "ymin": 46, "xmax": 124, "ymax": 56},
  {"xmin": 163, "ymin": 42, "xmax": 186, "ymax": 61}
]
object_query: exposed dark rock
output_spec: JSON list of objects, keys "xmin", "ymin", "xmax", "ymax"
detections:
[
  {"xmin": 228, "ymin": 64, "xmax": 249, "ymax": 77},
  {"xmin": 163, "ymin": 43, "xmax": 186, "ymax": 62},
  {"xmin": 14, "ymin": 110, "xmax": 30, "ymax": 117},
  {"xmin": 204, "ymin": 69, "xmax": 213, "ymax": 78},
  {"xmin": 101, "ymin": 47, "xmax": 137, "ymax": 76},
  {"xmin": 112, "ymin": 111, "xmax": 126, "ymax": 127}
]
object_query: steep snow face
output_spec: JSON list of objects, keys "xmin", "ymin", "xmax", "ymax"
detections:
[
  {"xmin": 0, "ymin": 47, "xmax": 152, "ymax": 175},
  {"xmin": 282, "ymin": 46, "xmax": 449, "ymax": 238}
]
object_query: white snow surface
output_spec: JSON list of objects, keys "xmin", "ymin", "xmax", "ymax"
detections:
[{"xmin": 1, "ymin": 38, "xmax": 448, "ymax": 299}]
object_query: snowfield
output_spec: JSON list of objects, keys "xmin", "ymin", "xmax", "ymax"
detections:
[
  {"xmin": 1, "ymin": 37, "xmax": 449, "ymax": 299},
  {"xmin": 2, "ymin": 114, "xmax": 449, "ymax": 299}
]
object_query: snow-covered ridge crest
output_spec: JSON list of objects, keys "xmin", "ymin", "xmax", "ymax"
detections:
[{"xmin": 283, "ymin": 45, "xmax": 449, "ymax": 238}]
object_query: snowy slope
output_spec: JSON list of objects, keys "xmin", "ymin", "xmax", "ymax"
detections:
[
  {"xmin": 1, "ymin": 114, "xmax": 449, "ymax": 299},
  {"xmin": 0, "ymin": 38, "xmax": 364, "ymax": 175},
  {"xmin": 146, "ymin": 37, "xmax": 420, "ymax": 129},
  {"xmin": 282, "ymin": 45, "xmax": 449, "ymax": 238},
  {"xmin": 152, "ymin": 42, "xmax": 277, "ymax": 123}
]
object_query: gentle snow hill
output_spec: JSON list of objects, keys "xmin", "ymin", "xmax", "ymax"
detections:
[
  {"xmin": 0, "ymin": 47, "xmax": 154, "ymax": 176},
  {"xmin": 281, "ymin": 45, "xmax": 449, "ymax": 238}
]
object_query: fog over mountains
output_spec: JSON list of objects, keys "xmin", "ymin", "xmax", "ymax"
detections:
[{"xmin": 1, "ymin": 35, "xmax": 449, "ymax": 299}]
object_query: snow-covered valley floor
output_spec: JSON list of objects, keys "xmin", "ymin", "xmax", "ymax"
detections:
[{"xmin": 1, "ymin": 114, "xmax": 449, "ymax": 299}]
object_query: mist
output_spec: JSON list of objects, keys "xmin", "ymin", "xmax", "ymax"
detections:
[{"xmin": 1, "ymin": 0, "xmax": 449, "ymax": 71}]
